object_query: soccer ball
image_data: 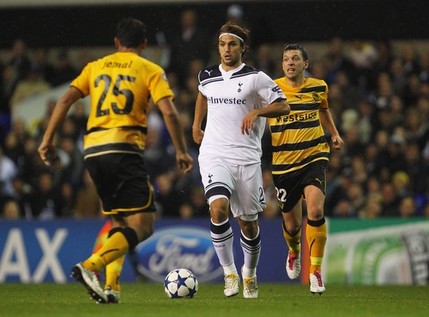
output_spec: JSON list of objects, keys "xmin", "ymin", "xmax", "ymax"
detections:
[{"xmin": 164, "ymin": 268, "xmax": 198, "ymax": 298}]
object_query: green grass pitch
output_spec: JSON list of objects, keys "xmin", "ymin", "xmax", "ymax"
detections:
[{"xmin": 0, "ymin": 282, "xmax": 427, "ymax": 317}]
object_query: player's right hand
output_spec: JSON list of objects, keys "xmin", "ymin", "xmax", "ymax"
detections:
[
  {"xmin": 176, "ymin": 152, "xmax": 194, "ymax": 174},
  {"xmin": 192, "ymin": 127, "xmax": 204, "ymax": 144}
]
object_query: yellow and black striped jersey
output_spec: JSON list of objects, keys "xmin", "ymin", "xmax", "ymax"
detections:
[
  {"xmin": 71, "ymin": 51, "xmax": 174, "ymax": 158},
  {"xmin": 267, "ymin": 77, "xmax": 330, "ymax": 175}
]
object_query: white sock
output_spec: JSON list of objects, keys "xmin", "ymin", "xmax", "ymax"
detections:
[
  {"xmin": 210, "ymin": 218, "xmax": 237, "ymax": 275},
  {"xmin": 240, "ymin": 228, "xmax": 261, "ymax": 277}
]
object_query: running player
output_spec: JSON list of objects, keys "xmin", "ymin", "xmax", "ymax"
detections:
[
  {"xmin": 267, "ymin": 43, "xmax": 344, "ymax": 294},
  {"xmin": 38, "ymin": 17, "xmax": 193, "ymax": 303},
  {"xmin": 192, "ymin": 22, "xmax": 290, "ymax": 299}
]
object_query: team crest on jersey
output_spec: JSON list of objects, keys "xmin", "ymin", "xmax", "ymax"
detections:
[
  {"xmin": 208, "ymin": 173, "xmax": 213, "ymax": 184},
  {"xmin": 312, "ymin": 92, "xmax": 320, "ymax": 102},
  {"xmin": 238, "ymin": 82, "xmax": 243, "ymax": 92}
]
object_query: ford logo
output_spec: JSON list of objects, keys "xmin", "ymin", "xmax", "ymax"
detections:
[{"xmin": 135, "ymin": 226, "xmax": 223, "ymax": 282}]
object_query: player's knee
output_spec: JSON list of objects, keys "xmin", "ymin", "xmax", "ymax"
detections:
[
  {"xmin": 209, "ymin": 201, "xmax": 229, "ymax": 222},
  {"xmin": 282, "ymin": 214, "xmax": 302, "ymax": 234},
  {"xmin": 242, "ymin": 227, "xmax": 259, "ymax": 240},
  {"xmin": 143, "ymin": 225, "xmax": 154, "ymax": 239},
  {"xmin": 240, "ymin": 220, "xmax": 259, "ymax": 240},
  {"xmin": 136, "ymin": 225, "xmax": 154, "ymax": 242},
  {"xmin": 210, "ymin": 212, "xmax": 228, "ymax": 223},
  {"xmin": 285, "ymin": 223, "xmax": 301, "ymax": 235},
  {"xmin": 308, "ymin": 206, "xmax": 324, "ymax": 221},
  {"xmin": 307, "ymin": 214, "xmax": 325, "ymax": 225}
]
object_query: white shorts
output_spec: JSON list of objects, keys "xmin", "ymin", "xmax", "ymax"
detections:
[{"xmin": 199, "ymin": 159, "xmax": 266, "ymax": 221}]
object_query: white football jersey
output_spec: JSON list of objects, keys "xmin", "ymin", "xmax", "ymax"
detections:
[{"xmin": 198, "ymin": 63, "xmax": 285, "ymax": 165}]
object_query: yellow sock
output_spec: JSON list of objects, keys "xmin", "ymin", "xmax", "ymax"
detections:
[
  {"xmin": 83, "ymin": 231, "xmax": 130, "ymax": 272},
  {"xmin": 282, "ymin": 222, "xmax": 301, "ymax": 255},
  {"xmin": 105, "ymin": 255, "xmax": 125, "ymax": 292},
  {"xmin": 306, "ymin": 220, "xmax": 327, "ymax": 274}
]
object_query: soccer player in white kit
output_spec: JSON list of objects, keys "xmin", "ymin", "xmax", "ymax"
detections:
[{"xmin": 192, "ymin": 22, "xmax": 290, "ymax": 298}]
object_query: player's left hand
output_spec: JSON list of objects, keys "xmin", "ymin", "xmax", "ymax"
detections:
[
  {"xmin": 241, "ymin": 111, "xmax": 258, "ymax": 135},
  {"xmin": 331, "ymin": 134, "xmax": 344, "ymax": 151}
]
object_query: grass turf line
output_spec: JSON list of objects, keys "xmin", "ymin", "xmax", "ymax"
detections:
[{"xmin": 0, "ymin": 283, "xmax": 427, "ymax": 317}]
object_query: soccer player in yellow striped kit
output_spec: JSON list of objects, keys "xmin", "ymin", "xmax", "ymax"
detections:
[
  {"xmin": 267, "ymin": 44, "xmax": 344, "ymax": 294},
  {"xmin": 38, "ymin": 17, "xmax": 193, "ymax": 303}
]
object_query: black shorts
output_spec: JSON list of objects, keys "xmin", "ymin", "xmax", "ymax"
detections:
[
  {"xmin": 272, "ymin": 160, "xmax": 328, "ymax": 213},
  {"xmin": 84, "ymin": 153, "xmax": 156, "ymax": 215}
]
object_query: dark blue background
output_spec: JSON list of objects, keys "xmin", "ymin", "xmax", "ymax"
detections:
[{"xmin": 0, "ymin": 0, "xmax": 427, "ymax": 48}]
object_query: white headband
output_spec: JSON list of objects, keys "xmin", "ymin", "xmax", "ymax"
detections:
[{"xmin": 218, "ymin": 32, "xmax": 244, "ymax": 43}]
